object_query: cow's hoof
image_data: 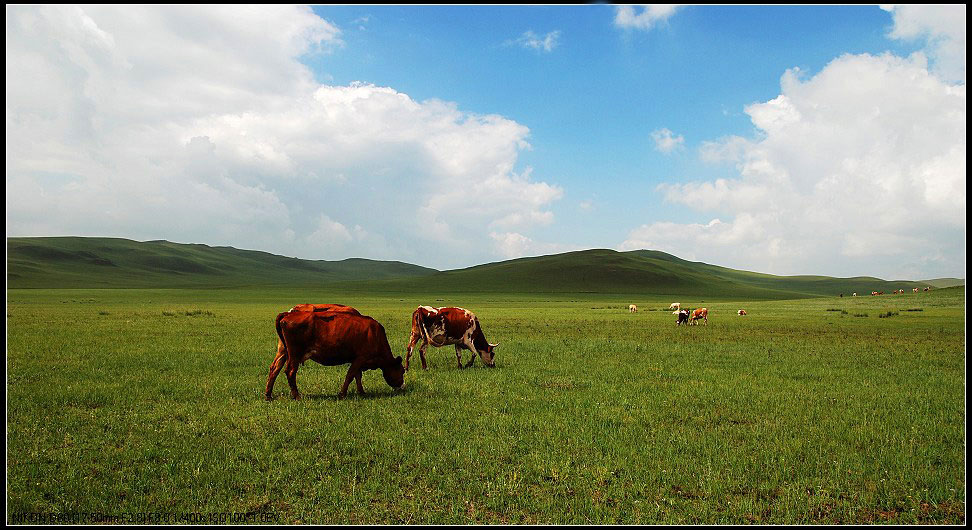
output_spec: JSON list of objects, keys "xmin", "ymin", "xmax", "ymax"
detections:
[
  {"xmin": 338, "ymin": 392, "xmax": 347, "ymax": 400},
  {"xmin": 290, "ymin": 393, "xmax": 301, "ymax": 400},
  {"xmin": 265, "ymin": 394, "xmax": 274, "ymax": 401}
]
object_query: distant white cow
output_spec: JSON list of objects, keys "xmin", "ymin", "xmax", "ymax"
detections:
[
  {"xmin": 628, "ymin": 304, "xmax": 638, "ymax": 313},
  {"xmin": 669, "ymin": 302, "xmax": 680, "ymax": 311},
  {"xmin": 737, "ymin": 309, "xmax": 747, "ymax": 316}
]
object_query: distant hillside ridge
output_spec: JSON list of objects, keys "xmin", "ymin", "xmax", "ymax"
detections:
[
  {"xmin": 7, "ymin": 237, "xmax": 438, "ymax": 288},
  {"xmin": 7, "ymin": 237, "xmax": 949, "ymax": 297},
  {"xmin": 332, "ymin": 248, "xmax": 939, "ymax": 299}
]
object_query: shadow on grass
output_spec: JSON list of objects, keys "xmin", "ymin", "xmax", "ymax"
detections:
[{"xmin": 265, "ymin": 387, "xmax": 411, "ymax": 402}]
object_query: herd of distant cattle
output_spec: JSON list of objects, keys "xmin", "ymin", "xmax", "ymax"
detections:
[{"xmin": 268, "ymin": 287, "xmax": 935, "ymax": 400}]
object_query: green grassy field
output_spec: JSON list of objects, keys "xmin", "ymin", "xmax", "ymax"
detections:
[{"xmin": 6, "ymin": 287, "xmax": 966, "ymax": 524}]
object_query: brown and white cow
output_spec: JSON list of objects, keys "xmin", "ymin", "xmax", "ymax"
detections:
[
  {"xmin": 405, "ymin": 306, "xmax": 497, "ymax": 370},
  {"xmin": 913, "ymin": 287, "xmax": 920, "ymax": 293},
  {"xmin": 690, "ymin": 307, "xmax": 708, "ymax": 325},
  {"xmin": 266, "ymin": 311, "xmax": 404, "ymax": 400},
  {"xmin": 266, "ymin": 303, "xmax": 361, "ymax": 396},
  {"xmin": 737, "ymin": 309, "xmax": 747, "ymax": 316},
  {"xmin": 669, "ymin": 302, "xmax": 680, "ymax": 311},
  {"xmin": 628, "ymin": 304, "xmax": 638, "ymax": 313}
]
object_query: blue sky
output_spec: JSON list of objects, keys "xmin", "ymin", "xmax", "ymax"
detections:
[{"xmin": 6, "ymin": 5, "xmax": 966, "ymax": 279}]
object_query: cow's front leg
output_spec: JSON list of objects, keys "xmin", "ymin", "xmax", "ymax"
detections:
[
  {"xmin": 264, "ymin": 343, "xmax": 287, "ymax": 400},
  {"xmin": 463, "ymin": 339, "xmax": 479, "ymax": 368},
  {"xmin": 339, "ymin": 360, "xmax": 364, "ymax": 399},
  {"xmin": 455, "ymin": 344, "xmax": 464, "ymax": 369}
]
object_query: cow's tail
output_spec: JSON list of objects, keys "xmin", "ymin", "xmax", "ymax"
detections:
[
  {"xmin": 275, "ymin": 311, "xmax": 290, "ymax": 355},
  {"xmin": 415, "ymin": 309, "xmax": 431, "ymax": 342}
]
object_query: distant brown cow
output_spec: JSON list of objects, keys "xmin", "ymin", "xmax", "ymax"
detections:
[
  {"xmin": 628, "ymin": 304, "xmax": 638, "ymax": 313},
  {"xmin": 266, "ymin": 311, "xmax": 404, "ymax": 400},
  {"xmin": 690, "ymin": 307, "xmax": 708, "ymax": 325},
  {"xmin": 405, "ymin": 306, "xmax": 497, "ymax": 370},
  {"xmin": 737, "ymin": 309, "xmax": 747, "ymax": 316},
  {"xmin": 266, "ymin": 304, "xmax": 361, "ymax": 396}
]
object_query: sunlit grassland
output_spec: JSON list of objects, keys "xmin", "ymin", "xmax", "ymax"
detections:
[{"xmin": 6, "ymin": 287, "xmax": 966, "ymax": 524}]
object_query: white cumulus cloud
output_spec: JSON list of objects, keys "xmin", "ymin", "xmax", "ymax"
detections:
[
  {"xmin": 623, "ymin": 52, "xmax": 966, "ymax": 279},
  {"xmin": 881, "ymin": 4, "xmax": 966, "ymax": 83},
  {"xmin": 5, "ymin": 5, "xmax": 564, "ymax": 268}
]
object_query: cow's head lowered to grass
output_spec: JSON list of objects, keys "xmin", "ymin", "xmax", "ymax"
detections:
[{"xmin": 382, "ymin": 355, "xmax": 406, "ymax": 390}]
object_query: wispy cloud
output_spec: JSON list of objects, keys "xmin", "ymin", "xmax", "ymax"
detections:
[
  {"xmin": 651, "ymin": 128, "xmax": 685, "ymax": 154},
  {"xmin": 508, "ymin": 30, "xmax": 561, "ymax": 53},
  {"xmin": 614, "ymin": 5, "xmax": 682, "ymax": 31}
]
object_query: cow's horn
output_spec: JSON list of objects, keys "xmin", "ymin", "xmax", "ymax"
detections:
[{"xmin": 489, "ymin": 342, "xmax": 499, "ymax": 348}]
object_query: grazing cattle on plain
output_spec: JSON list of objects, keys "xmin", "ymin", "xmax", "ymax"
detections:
[
  {"xmin": 266, "ymin": 311, "xmax": 404, "ymax": 400},
  {"xmin": 923, "ymin": 287, "xmax": 930, "ymax": 292},
  {"xmin": 737, "ymin": 309, "xmax": 747, "ymax": 316},
  {"xmin": 669, "ymin": 302, "xmax": 680, "ymax": 311},
  {"xmin": 405, "ymin": 306, "xmax": 497, "ymax": 370},
  {"xmin": 913, "ymin": 287, "xmax": 920, "ymax": 293},
  {"xmin": 853, "ymin": 293, "xmax": 857, "ymax": 297},
  {"xmin": 690, "ymin": 307, "xmax": 708, "ymax": 325},
  {"xmin": 267, "ymin": 304, "xmax": 361, "ymax": 392},
  {"xmin": 629, "ymin": 304, "xmax": 638, "ymax": 313},
  {"xmin": 675, "ymin": 309, "xmax": 690, "ymax": 326}
]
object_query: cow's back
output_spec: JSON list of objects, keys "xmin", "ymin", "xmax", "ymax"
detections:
[
  {"xmin": 284, "ymin": 312, "xmax": 391, "ymax": 367},
  {"xmin": 290, "ymin": 303, "xmax": 360, "ymax": 315}
]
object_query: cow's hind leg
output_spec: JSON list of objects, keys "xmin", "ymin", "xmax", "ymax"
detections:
[
  {"xmin": 264, "ymin": 341, "xmax": 287, "ymax": 400},
  {"xmin": 419, "ymin": 340, "xmax": 429, "ymax": 370},
  {"xmin": 354, "ymin": 371, "xmax": 366, "ymax": 395},
  {"xmin": 405, "ymin": 332, "xmax": 420, "ymax": 371},
  {"xmin": 455, "ymin": 344, "xmax": 464, "ymax": 369},
  {"xmin": 285, "ymin": 360, "xmax": 301, "ymax": 400}
]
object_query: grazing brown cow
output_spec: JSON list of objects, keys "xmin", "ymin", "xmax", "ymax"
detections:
[
  {"xmin": 675, "ymin": 309, "xmax": 690, "ymax": 326},
  {"xmin": 913, "ymin": 287, "xmax": 920, "ymax": 293},
  {"xmin": 628, "ymin": 304, "xmax": 638, "ymax": 313},
  {"xmin": 266, "ymin": 311, "xmax": 404, "ymax": 400},
  {"xmin": 266, "ymin": 304, "xmax": 361, "ymax": 397},
  {"xmin": 405, "ymin": 306, "xmax": 497, "ymax": 370},
  {"xmin": 690, "ymin": 307, "xmax": 708, "ymax": 325},
  {"xmin": 737, "ymin": 309, "xmax": 747, "ymax": 316}
]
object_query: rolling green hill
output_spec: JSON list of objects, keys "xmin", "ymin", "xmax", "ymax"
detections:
[
  {"xmin": 6, "ymin": 237, "xmax": 437, "ymax": 288},
  {"xmin": 341, "ymin": 248, "xmax": 936, "ymax": 299},
  {"xmin": 922, "ymin": 278, "xmax": 966, "ymax": 289},
  {"xmin": 6, "ymin": 237, "xmax": 951, "ymax": 298}
]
